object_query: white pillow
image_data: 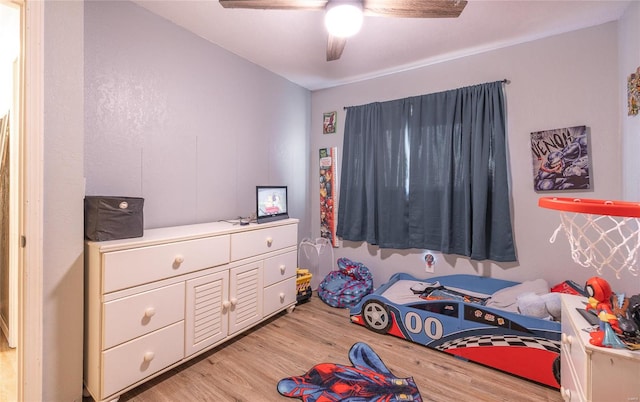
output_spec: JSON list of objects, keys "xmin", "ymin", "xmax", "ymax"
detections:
[{"xmin": 485, "ymin": 279, "xmax": 550, "ymax": 313}]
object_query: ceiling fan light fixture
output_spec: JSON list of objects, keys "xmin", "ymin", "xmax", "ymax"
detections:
[{"xmin": 324, "ymin": 2, "xmax": 363, "ymax": 38}]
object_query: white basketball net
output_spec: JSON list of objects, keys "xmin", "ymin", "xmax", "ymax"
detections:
[{"xmin": 550, "ymin": 212, "xmax": 640, "ymax": 278}]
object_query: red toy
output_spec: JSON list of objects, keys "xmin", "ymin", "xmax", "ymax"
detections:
[{"xmin": 584, "ymin": 276, "xmax": 625, "ymax": 348}]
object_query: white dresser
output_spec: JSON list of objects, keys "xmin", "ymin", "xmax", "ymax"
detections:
[
  {"xmin": 560, "ymin": 294, "xmax": 640, "ymax": 402},
  {"xmin": 84, "ymin": 219, "xmax": 299, "ymax": 402}
]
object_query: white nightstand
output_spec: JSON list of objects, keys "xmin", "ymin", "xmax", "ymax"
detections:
[{"xmin": 560, "ymin": 294, "xmax": 640, "ymax": 402}]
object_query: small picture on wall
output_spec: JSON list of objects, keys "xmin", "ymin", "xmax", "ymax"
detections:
[
  {"xmin": 628, "ymin": 66, "xmax": 639, "ymax": 116},
  {"xmin": 530, "ymin": 125, "xmax": 590, "ymax": 191},
  {"xmin": 323, "ymin": 111, "xmax": 337, "ymax": 134}
]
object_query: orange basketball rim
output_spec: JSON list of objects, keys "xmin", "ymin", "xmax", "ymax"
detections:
[
  {"xmin": 539, "ymin": 197, "xmax": 640, "ymax": 218},
  {"xmin": 538, "ymin": 196, "xmax": 640, "ymax": 278}
]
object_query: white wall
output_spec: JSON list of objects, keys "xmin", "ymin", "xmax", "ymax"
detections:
[
  {"xmin": 84, "ymin": 1, "xmax": 311, "ymax": 237},
  {"xmin": 620, "ymin": 1, "xmax": 640, "ymax": 201},
  {"xmin": 311, "ymin": 22, "xmax": 639, "ymax": 295},
  {"xmin": 43, "ymin": 1, "xmax": 85, "ymax": 400}
]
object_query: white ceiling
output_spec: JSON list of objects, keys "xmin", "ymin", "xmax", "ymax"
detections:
[{"xmin": 133, "ymin": 0, "xmax": 632, "ymax": 91}]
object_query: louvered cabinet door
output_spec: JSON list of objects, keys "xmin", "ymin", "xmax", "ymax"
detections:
[
  {"xmin": 184, "ymin": 270, "xmax": 229, "ymax": 357},
  {"xmin": 228, "ymin": 261, "xmax": 264, "ymax": 335}
]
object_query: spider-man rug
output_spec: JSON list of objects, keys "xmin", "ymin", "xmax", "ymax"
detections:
[{"xmin": 277, "ymin": 342, "xmax": 422, "ymax": 402}]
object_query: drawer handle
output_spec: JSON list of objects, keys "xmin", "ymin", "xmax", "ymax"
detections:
[
  {"xmin": 230, "ymin": 297, "xmax": 238, "ymax": 306},
  {"xmin": 561, "ymin": 333, "xmax": 573, "ymax": 345},
  {"xmin": 279, "ymin": 292, "xmax": 285, "ymax": 302},
  {"xmin": 280, "ymin": 265, "xmax": 286, "ymax": 274},
  {"xmin": 174, "ymin": 255, "xmax": 185, "ymax": 267},
  {"xmin": 143, "ymin": 352, "xmax": 155, "ymax": 363},
  {"xmin": 144, "ymin": 307, "xmax": 156, "ymax": 318},
  {"xmin": 560, "ymin": 386, "xmax": 571, "ymax": 401},
  {"xmin": 222, "ymin": 300, "xmax": 231, "ymax": 309},
  {"xmin": 266, "ymin": 237, "xmax": 273, "ymax": 247}
]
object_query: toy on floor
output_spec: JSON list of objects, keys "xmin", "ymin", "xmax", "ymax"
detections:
[
  {"xmin": 296, "ymin": 268, "xmax": 313, "ymax": 303},
  {"xmin": 317, "ymin": 258, "xmax": 373, "ymax": 308},
  {"xmin": 584, "ymin": 276, "xmax": 626, "ymax": 349},
  {"xmin": 277, "ymin": 342, "xmax": 421, "ymax": 402}
]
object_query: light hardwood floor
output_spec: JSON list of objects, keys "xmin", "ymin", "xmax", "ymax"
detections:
[
  {"xmin": 0, "ymin": 331, "xmax": 17, "ymax": 402},
  {"xmin": 110, "ymin": 294, "xmax": 563, "ymax": 402}
]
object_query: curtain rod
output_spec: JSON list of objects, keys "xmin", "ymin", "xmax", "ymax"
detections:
[{"xmin": 343, "ymin": 79, "xmax": 511, "ymax": 110}]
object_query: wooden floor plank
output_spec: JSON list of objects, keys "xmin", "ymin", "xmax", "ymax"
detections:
[{"xmin": 115, "ymin": 295, "xmax": 562, "ymax": 402}]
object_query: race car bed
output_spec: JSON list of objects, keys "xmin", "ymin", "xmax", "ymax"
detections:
[{"xmin": 349, "ymin": 273, "xmax": 562, "ymax": 388}]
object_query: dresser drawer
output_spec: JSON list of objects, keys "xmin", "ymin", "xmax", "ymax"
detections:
[
  {"xmin": 563, "ymin": 335, "xmax": 586, "ymax": 395},
  {"xmin": 263, "ymin": 276, "xmax": 296, "ymax": 317},
  {"xmin": 103, "ymin": 283, "xmax": 185, "ymax": 349},
  {"xmin": 263, "ymin": 251, "xmax": 297, "ymax": 287},
  {"xmin": 103, "ymin": 235, "xmax": 230, "ymax": 293},
  {"xmin": 561, "ymin": 301, "xmax": 587, "ymax": 398},
  {"xmin": 102, "ymin": 321, "xmax": 184, "ymax": 399},
  {"xmin": 560, "ymin": 343, "xmax": 584, "ymax": 401},
  {"xmin": 590, "ymin": 351, "xmax": 640, "ymax": 402},
  {"xmin": 231, "ymin": 224, "xmax": 297, "ymax": 261}
]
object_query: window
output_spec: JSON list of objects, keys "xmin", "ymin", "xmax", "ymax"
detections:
[{"xmin": 336, "ymin": 81, "xmax": 516, "ymax": 262}]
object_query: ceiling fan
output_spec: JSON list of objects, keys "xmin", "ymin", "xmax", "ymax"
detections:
[{"xmin": 219, "ymin": 0, "xmax": 468, "ymax": 61}]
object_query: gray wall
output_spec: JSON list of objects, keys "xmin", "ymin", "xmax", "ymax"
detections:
[
  {"xmin": 39, "ymin": 1, "xmax": 311, "ymax": 400},
  {"xmin": 620, "ymin": 1, "xmax": 640, "ymax": 201},
  {"xmin": 311, "ymin": 21, "xmax": 640, "ymax": 295},
  {"xmin": 84, "ymin": 1, "xmax": 311, "ymax": 234},
  {"xmin": 44, "ymin": 1, "xmax": 84, "ymax": 400}
]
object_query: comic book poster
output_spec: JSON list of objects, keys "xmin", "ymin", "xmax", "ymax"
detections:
[
  {"xmin": 319, "ymin": 147, "xmax": 338, "ymax": 247},
  {"xmin": 530, "ymin": 125, "xmax": 590, "ymax": 191},
  {"xmin": 629, "ymin": 66, "xmax": 639, "ymax": 116},
  {"xmin": 323, "ymin": 111, "xmax": 337, "ymax": 134}
]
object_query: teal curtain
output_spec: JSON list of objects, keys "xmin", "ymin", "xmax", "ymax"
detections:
[{"xmin": 336, "ymin": 81, "xmax": 516, "ymax": 262}]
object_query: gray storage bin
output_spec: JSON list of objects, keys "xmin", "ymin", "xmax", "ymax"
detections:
[{"xmin": 84, "ymin": 196, "xmax": 144, "ymax": 241}]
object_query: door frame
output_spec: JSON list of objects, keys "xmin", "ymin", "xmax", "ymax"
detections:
[{"xmin": 17, "ymin": 0, "xmax": 44, "ymax": 400}]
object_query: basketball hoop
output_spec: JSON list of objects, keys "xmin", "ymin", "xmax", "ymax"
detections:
[{"xmin": 538, "ymin": 197, "xmax": 640, "ymax": 278}]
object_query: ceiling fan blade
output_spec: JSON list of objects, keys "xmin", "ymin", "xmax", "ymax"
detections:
[
  {"xmin": 363, "ymin": 0, "xmax": 467, "ymax": 18},
  {"xmin": 327, "ymin": 35, "xmax": 347, "ymax": 61},
  {"xmin": 219, "ymin": 0, "xmax": 327, "ymax": 10}
]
